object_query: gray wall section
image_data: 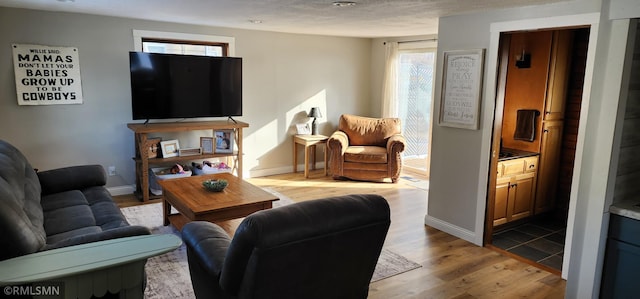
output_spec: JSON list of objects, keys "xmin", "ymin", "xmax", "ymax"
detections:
[{"xmin": 0, "ymin": 7, "xmax": 372, "ymax": 187}]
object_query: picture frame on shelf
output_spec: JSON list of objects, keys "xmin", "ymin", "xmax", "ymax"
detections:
[
  {"xmin": 214, "ymin": 130, "xmax": 234, "ymax": 154},
  {"xmin": 296, "ymin": 123, "xmax": 311, "ymax": 135},
  {"xmin": 200, "ymin": 137, "xmax": 214, "ymax": 154},
  {"xmin": 160, "ymin": 140, "xmax": 180, "ymax": 158}
]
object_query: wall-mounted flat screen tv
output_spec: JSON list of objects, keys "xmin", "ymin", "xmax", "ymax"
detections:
[{"xmin": 129, "ymin": 52, "xmax": 242, "ymax": 120}]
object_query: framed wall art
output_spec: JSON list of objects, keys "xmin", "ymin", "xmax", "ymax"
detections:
[
  {"xmin": 160, "ymin": 140, "xmax": 180, "ymax": 158},
  {"xmin": 439, "ymin": 49, "xmax": 485, "ymax": 130}
]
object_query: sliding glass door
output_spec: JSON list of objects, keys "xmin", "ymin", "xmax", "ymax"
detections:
[{"xmin": 396, "ymin": 48, "xmax": 435, "ymax": 176}]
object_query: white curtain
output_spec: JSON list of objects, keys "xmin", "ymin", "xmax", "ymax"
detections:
[{"xmin": 381, "ymin": 41, "xmax": 399, "ymax": 118}]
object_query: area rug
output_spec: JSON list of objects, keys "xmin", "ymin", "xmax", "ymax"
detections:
[{"xmin": 121, "ymin": 190, "xmax": 421, "ymax": 298}]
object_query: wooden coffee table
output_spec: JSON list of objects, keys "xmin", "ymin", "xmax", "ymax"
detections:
[{"xmin": 158, "ymin": 173, "xmax": 279, "ymax": 230}]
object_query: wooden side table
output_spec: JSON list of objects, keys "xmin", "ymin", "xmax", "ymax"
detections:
[{"xmin": 293, "ymin": 134, "xmax": 328, "ymax": 178}]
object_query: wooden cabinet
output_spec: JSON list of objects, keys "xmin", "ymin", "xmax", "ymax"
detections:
[
  {"xmin": 127, "ymin": 121, "xmax": 249, "ymax": 202},
  {"xmin": 494, "ymin": 177, "xmax": 510, "ymax": 226},
  {"xmin": 535, "ymin": 120, "xmax": 564, "ymax": 214},
  {"xmin": 493, "ymin": 156, "xmax": 539, "ymax": 226},
  {"xmin": 532, "ymin": 31, "xmax": 572, "ymax": 214},
  {"xmin": 543, "ymin": 30, "xmax": 574, "ymax": 121},
  {"xmin": 601, "ymin": 214, "xmax": 640, "ymax": 298}
]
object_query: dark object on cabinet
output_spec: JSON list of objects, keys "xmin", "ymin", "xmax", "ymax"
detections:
[
  {"xmin": 513, "ymin": 109, "xmax": 540, "ymax": 142},
  {"xmin": 601, "ymin": 214, "xmax": 640, "ymax": 298}
]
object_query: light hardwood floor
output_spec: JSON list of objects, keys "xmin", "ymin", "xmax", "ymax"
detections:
[{"xmin": 115, "ymin": 170, "xmax": 566, "ymax": 298}]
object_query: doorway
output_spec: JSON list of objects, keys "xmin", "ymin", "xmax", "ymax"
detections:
[{"xmin": 484, "ymin": 27, "xmax": 590, "ymax": 273}]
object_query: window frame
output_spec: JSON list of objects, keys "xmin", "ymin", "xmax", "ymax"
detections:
[
  {"xmin": 141, "ymin": 38, "xmax": 228, "ymax": 56},
  {"xmin": 132, "ymin": 30, "xmax": 236, "ymax": 56}
]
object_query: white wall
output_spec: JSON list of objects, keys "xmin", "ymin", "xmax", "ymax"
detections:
[
  {"xmin": 427, "ymin": 0, "xmax": 640, "ymax": 297},
  {"xmin": 0, "ymin": 7, "xmax": 372, "ymax": 187}
]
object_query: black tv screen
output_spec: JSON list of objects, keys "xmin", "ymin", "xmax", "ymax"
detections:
[{"xmin": 129, "ymin": 52, "xmax": 242, "ymax": 120}]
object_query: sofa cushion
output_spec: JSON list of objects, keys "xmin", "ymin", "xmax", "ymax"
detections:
[
  {"xmin": 83, "ymin": 186, "xmax": 130, "ymax": 230},
  {"xmin": 0, "ymin": 140, "xmax": 47, "ymax": 260},
  {"xmin": 47, "ymin": 226, "xmax": 102, "ymax": 245},
  {"xmin": 344, "ymin": 146, "xmax": 388, "ymax": 164},
  {"xmin": 42, "ymin": 190, "xmax": 97, "ymax": 236},
  {"xmin": 343, "ymin": 162, "xmax": 388, "ymax": 171},
  {"xmin": 38, "ymin": 165, "xmax": 107, "ymax": 196}
]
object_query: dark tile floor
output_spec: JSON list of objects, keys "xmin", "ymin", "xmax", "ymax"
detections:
[{"xmin": 492, "ymin": 216, "xmax": 567, "ymax": 271}]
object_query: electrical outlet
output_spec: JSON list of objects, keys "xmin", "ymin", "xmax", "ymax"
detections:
[{"xmin": 108, "ymin": 166, "xmax": 116, "ymax": 176}]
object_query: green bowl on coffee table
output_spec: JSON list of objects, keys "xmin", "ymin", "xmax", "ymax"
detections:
[{"xmin": 202, "ymin": 179, "xmax": 228, "ymax": 192}]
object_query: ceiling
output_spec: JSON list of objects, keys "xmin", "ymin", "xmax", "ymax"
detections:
[{"xmin": 0, "ymin": 0, "xmax": 567, "ymax": 38}]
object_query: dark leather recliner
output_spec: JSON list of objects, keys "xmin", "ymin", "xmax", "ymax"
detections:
[{"xmin": 182, "ymin": 194, "xmax": 391, "ymax": 299}]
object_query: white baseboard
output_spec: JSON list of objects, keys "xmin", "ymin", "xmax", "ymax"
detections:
[
  {"xmin": 248, "ymin": 165, "xmax": 293, "ymax": 178},
  {"xmin": 424, "ymin": 214, "xmax": 480, "ymax": 246},
  {"xmin": 249, "ymin": 162, "xmax": 326, "ymax": 178},
  {"xmin": 107, "ymin": 185, "xmax": 136, "ymax": 196}
]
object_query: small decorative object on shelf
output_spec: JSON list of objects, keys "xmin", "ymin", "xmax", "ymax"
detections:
[
  {"xmin": 146, "ymin": 138, "xmax": 161, "ymax": 158},
  {"xmin": 202, "ymin": 179, "xmax": 228, "ymax": 192},
  {"xmin": 296, "ymin": 123, "xmax": 311, "ymax": 135},
  {"xmin": 178, "ymin": 147, "xmax": 202, "ymax": 156},
  {"xmin": 150, "ymin": 164, "xmax": 192, "ymax": 195},
  {"xmin": 155, "ymin": 164, "xmax": 191, "ymax": 176},
  {"xmin": 191, "ymin": 161, "xmax": 231, "ymax": 175}
]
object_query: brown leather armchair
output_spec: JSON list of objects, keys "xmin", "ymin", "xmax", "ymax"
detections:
[{"xmin": 327, "ymin": 114, "xmax": 406, "ymax": 183}]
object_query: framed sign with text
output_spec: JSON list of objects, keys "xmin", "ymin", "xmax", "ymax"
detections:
[
  {"xmin": 439, "ymin": 49, "xmax": 485, "ymax": 130},
  {"xmin": 200, "ymin": 137, "xmax": 214, "ymax": 154},
  {"xmin": 12, "ymin": 44, "xmax": 84, "ymax": 105}
]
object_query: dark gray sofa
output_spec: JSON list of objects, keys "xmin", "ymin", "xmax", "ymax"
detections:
[{"xmin": 0, "ymin": 139, "xmax": 150, "ymax": 261}]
